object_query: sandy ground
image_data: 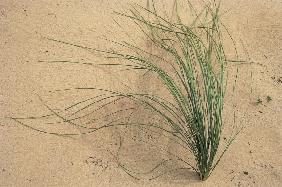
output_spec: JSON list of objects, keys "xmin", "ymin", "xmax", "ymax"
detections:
[{"xmin": 1, "ymin": 0, "xmax": 282, "ymax": 186}]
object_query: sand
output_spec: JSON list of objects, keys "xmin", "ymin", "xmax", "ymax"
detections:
[{"xmin": 0, "ymin": 0, "xmax": 281, "ymax": 186}]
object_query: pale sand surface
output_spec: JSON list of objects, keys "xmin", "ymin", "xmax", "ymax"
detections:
[{"xmin": 0, "ymin": 0, "xmax": 282, "ymax": 186}]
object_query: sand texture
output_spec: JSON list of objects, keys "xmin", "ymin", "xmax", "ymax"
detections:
[{"xmin": 1, "ymin": 0, "xmax": 282, "ymax": 186}]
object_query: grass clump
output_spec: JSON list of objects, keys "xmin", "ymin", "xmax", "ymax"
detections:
[
  {"xmin": 13, "ymin": 0, "xmax": 242, "ymax": 181},
  {"xmin": 266, "ymin": 96, "xmax": 272, "ymax": 102}
]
